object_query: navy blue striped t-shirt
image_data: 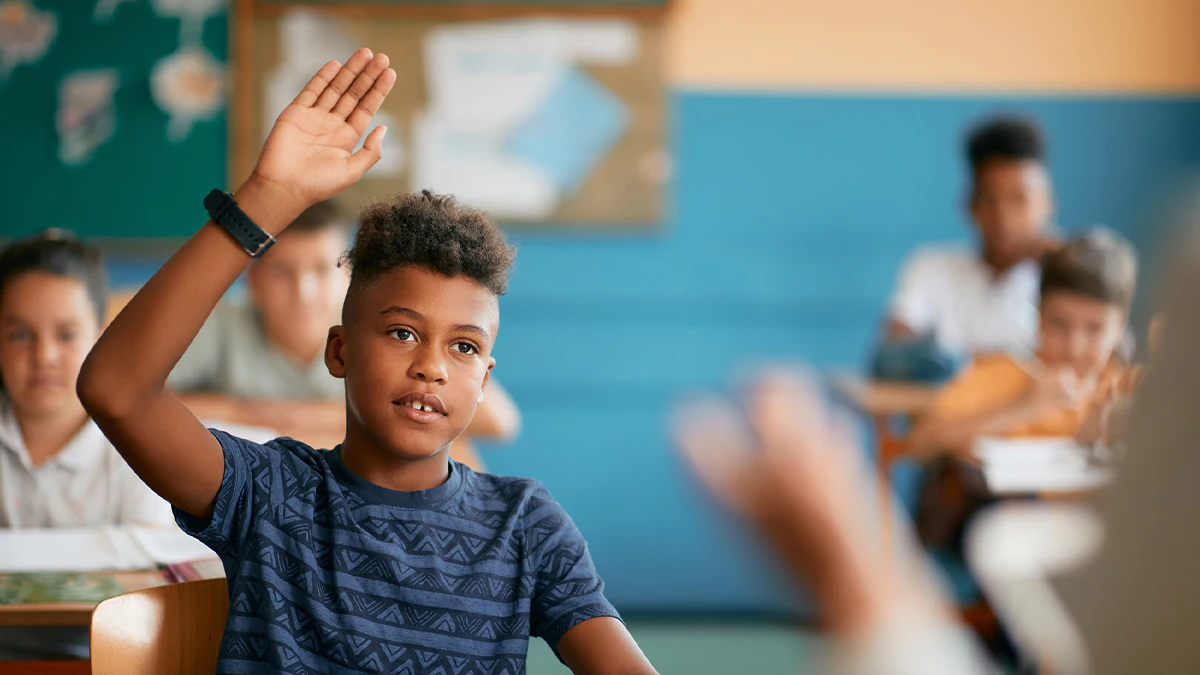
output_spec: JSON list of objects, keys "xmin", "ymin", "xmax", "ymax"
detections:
[{"xmin": 175, "ymin": 430, "xmax": 619, "ymax": 674}]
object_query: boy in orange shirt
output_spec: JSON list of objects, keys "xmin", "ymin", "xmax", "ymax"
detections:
[{"xmin": 910, "ymin": 228, "xmax": 1139, "ymax": 457}]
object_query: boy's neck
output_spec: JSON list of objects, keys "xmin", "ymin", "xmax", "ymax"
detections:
[
  {"xmin": 16, "ymin": 404, "xmax": 90, "ymax": 467},
  {"xmin": 339, "ymin": 430, "xmax": 452, "ymax": 493}
]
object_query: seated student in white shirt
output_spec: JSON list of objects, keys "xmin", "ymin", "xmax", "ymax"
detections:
[
  {"xmin": 886, "ymin": 116, "xmax": 1060, "ymax": 358},
  {"xmin": 0, "ymin": 231, "xmax": 172, "ymax": 660},
  {"xmin": 169, "ymin": 201, "xmax": 521, "ymax": 462}
]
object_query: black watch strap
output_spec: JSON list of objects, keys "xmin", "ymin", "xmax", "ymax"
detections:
[{"xmin": 203, "ymin": 189, "xmax": 276, "ymax": 258}]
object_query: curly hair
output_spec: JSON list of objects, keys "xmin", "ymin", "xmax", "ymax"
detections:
[
  {"xmin": 966, "ymin": 115, "xmax": 1046, "ymax": 172},
  {"xmin": 340, "ymin": 191, "xmax": 515, "ymax": 320}
]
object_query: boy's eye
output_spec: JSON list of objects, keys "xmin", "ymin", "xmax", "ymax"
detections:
[
  {"xmin": 453, "ymin": 342, "xmax": 478, "ymax": 355},
  {"xmin": 391, "ymin": 329, "xmax": 415, "ymax": 341},
  {"xmin": 58, "ymin": 331, "xmax": 78, "ymax": 342},
  {"xmin": 3, "ymin": 329, "xmax": 32, "ymax": 342}
]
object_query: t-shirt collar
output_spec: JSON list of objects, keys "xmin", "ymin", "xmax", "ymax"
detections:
[{"xmin": 327, "ymin": 448, "xmax": 463, "ymax": 507}]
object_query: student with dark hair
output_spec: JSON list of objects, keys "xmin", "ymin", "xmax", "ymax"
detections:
[
  {"xmin": 78, "ymin": 50, "xmax": 654, "ymax": 673},
  {"xmin": 884, "ymin": 116, "xmax": 1058, "ymax": 359},
  {"xmin": 0, "ymin": 231, "xmax": 172, "ymax": 660}
]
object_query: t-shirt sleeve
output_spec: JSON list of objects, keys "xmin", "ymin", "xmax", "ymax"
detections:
[
  {"xmin": 173, "ymin": 429, "xmax": 284, "ymax": 557},
  {"xmin": 525, "ymin": 484, "xmax": 621, "ymax": 657},
  {"xmin": 167, "ymin": 309, "xmax": 225, "ymax": 392},
  {"xmin": 889, "ymin": 250, "xmax": 940, "ymax": 334}
]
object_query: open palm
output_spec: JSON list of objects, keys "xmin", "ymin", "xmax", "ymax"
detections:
[{"xmin": 253, "ymin": 49, "xmax": 397, "ymax": 209}]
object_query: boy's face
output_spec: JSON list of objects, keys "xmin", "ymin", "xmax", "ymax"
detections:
[
  {"xmin": 0, "ymin": 272, "xmax": 101, "ymax": 419},
  {"xmin": 327, "ymin": 266, "xmax": 497, "ymax": 460},
  {"xmin": 970, "ymin": 159, "xmax": 1053, "ymax": 268},
  {"xmin": 248, "ymin": 228, "xmax": 349, "ymax": 359},
  {"xmin": 1038, "ymin": 291, "xmax": 1126, "ymax": 378}
]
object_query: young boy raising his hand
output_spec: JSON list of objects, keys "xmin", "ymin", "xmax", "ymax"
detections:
[{"xmin": 79, "ymin": 49, "xmax": 655, "ymax": 674}]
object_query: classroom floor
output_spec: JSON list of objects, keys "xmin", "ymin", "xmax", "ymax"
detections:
[{"xmin": 525, "ymin": 621, "xmax": 818, "ymax": 674}]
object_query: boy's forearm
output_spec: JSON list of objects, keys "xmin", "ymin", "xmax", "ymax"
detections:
[{"xmin": 79, "ymin": 180, "xmax": 304, "ymax": 414}]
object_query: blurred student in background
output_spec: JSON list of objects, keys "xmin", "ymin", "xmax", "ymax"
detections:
[
  {"xmin": 0, "ymin": 232, "xmax": 172, "ymax": 660},
  {"xmin": 879, "ymin": 117, "xmax": 1058, "ymax": 377},
  {"xmin": 169, "ymin": 201, "xmax": 520, "ymax": 463},
  {"xmin": 908, "ymin": 229, "xmax": 1137, "ymax": 591}
]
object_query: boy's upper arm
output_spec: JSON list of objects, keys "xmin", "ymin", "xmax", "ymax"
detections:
[
  {"xmin": 557, "ymin": 617, "xmax": 657, "ymax": 675},
  {"xmin": 92, "ymin": 393, "xmax": 228, "ymax": 520}
]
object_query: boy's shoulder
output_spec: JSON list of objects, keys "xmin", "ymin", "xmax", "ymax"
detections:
[{"xmin": 459, "ymin": 466, "xmax": 551, "ymax": 509}]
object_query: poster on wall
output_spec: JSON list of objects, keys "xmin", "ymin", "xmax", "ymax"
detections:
[
  {"xmin": 0, "ymin": 0, "xmax": 56, "ymax": 79},
  {"xmin": 57, "ymin": 69, "xmax": 119, "ymax": 165}
]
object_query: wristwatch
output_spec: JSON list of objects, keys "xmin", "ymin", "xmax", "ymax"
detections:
[{"xmin": 203, "ymin": 189, "xmax": 276, "ymax": 258}]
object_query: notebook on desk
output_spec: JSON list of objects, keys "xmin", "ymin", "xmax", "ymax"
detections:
[{"xmin": 0, "ymin": 526, "xmax": 217, "ymax": 573}]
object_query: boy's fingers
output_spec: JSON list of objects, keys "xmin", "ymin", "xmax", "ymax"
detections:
[
  {"xmin": 671, "ymin": 397, "xmax": 757, "ymax": 513},
  {"xmin": 333, "ymin": 54, "xmax": 390, "ymax": 122},
  {"xmin": 291, "ymin": 61, "xmax": 341, "ymax": 107},
  {"xmin": 314, "ymin": 48, "xmax": 373, "ymax": 112},
  {"xmin": 345, "ymin": 68, "xmax": 396, "ymax": 136},
  {"xmin": 346, "ymin": 126, "xmax": 387, "ymax": 178}
]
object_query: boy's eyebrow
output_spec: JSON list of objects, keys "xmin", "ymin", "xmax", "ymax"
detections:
[
  {"xmin": 454, "ymin": 324, "xmax": 491, "ymax": 341},
  {"xmin": 379, "ymin": 306, "xmax": 423, "ymax": 321}
]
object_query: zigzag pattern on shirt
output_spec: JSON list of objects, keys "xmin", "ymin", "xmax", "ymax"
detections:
[{"xmin": 188, "ymin": 433, "xmax": 620, "ymax": 675}]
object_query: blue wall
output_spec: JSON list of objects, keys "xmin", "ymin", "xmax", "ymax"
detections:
[{"xmin": 481, "ymin": 92, "xmax": 1200, "ymax": 613}]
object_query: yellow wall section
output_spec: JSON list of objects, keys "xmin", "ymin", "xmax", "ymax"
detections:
[{"xmin": 666, "ymin": 0, "xmax": 1200, "ymax": 93}]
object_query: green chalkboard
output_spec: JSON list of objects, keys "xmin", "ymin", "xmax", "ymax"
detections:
[{"xmin": 1, "ymin": 0, "xmax": 228, "ymax": 241}]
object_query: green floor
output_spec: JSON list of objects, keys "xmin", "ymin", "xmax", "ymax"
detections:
[{"xmin": 526, "ymin": 621, "xmax": 819, "ymax": 674}]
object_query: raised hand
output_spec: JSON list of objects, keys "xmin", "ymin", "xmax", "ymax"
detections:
[{"xmin": 249, "ymin": 48, "xmax": 397, "ymax": 219}]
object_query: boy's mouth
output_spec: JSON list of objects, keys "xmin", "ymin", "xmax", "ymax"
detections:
[{"xmin": 394, "ymin": 392, "xmax": 447, "ymax": 424}]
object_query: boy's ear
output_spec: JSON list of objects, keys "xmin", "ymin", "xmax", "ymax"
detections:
[
  {"xmin": 479, "ymin": 358, "xmax": 495, "ymax": 404},
  {"xmin": 325, "ymin": 326, "xmax": 346, "ymax": 379}
]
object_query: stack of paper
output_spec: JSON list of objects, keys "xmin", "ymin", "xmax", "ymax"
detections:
[{"xmin": 974, "ymin": 437, "xmax": 1114, "ymax": 495}]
